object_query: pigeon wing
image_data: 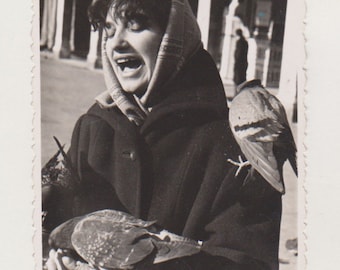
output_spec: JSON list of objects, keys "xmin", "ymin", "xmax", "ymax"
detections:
[
  {"xmin": 86, "ymin": 209, "xmax": 157, "ymax": 228},
  {"xmin": 239, "ymin": 139, "xmax": 284, "ymax": 193},
  {"xmin": 71, "ymin": 216, "xmax": 155, "ymax": 269},
  {"xmin": 266, "ymin": 92, "xmax": 298, "ymax": 176}
]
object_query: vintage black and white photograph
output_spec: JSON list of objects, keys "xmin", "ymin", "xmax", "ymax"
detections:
[{"xmin": 37, "ymin": 0, "xmax": 303, "ymax": 269}]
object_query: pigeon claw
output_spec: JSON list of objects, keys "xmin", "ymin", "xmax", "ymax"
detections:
[{"xmin": 227, "ymin": 155, "xmax": 251, "ymax": 176}]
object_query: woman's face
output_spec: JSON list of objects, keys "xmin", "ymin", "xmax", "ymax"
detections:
[{"xmin": 104, "ymin": 8, "xmax": 163, "ymax": 96}]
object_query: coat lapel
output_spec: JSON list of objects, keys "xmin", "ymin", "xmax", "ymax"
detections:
[{"xmin": 87, "ymin": 105, "xmax": 144, "ymax": 218}]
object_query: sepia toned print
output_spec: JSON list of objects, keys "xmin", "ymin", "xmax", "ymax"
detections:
[{"xmin": 38, "ymin": 0, "xmax": 304, "ymax": 269}]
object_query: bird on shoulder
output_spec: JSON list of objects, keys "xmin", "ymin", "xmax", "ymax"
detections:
[{"xmin": 228, "ymin": 79, "xmax": 298, "ymax": 194}]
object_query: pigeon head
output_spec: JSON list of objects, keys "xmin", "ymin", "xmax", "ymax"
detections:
[{"xmin": 236, "ymin": 79, "xmax": 263, "ymax": 93}]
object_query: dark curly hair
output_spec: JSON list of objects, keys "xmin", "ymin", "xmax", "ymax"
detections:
[{"xmin": 88, "ymin": 0, "xmax": 172, "ymax": 32}]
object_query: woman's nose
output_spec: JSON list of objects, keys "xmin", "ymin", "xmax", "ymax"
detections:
[{"xmin": 108, "ymin": 29, "xmax": 129, "ymax": 52}]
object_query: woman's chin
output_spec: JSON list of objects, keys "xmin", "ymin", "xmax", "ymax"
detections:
[
  {"xmin": 118, "ymin": 75, "xmax": 149, "ymax": 96},
  {"xmin": 121, "ymin": 83, "xmax": 148, "ymax": 97}
]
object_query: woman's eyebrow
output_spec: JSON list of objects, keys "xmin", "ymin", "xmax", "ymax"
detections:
[{"xmin": 125, "ymin": 11, "xmax": 149, "ymax": 21}]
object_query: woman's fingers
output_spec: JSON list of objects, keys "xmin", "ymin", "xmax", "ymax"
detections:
[
  {"xmin": 101, "ymin": 29, "xmax": 109, "ymax": 56},
  {"xmin": 101, "ymin": 30, "xmax": 108, "ymax": 54},
  {"xmin": 46, "ymin": 249, "xmax": 96, "ymax": 270},
  {"xmin": 61, "ymin": 254, "xmax": 77, "ymax": 270},
  {"xmin": 54, "ymin": 249, "xmax": 70, "ymax": 270},
  {"xmin": 45, "ymin": 249, "xmax": 58, "ymax": 270},
  {"xmin": 53, "ymin": 249, "xmax": 77, "ymax": 270},
  {"xmin": 101, "ymin": 31, "xmax": 118, "ymax": 89}
]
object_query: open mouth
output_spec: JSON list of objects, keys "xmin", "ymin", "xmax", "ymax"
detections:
[{"xmin": 116, "ymin": 58, "xmax": 142, "ymax": 72}]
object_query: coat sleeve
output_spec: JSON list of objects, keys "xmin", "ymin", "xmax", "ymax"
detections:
[
  {"xmin": 200, "ymin": 170, "xmax": 282, "ymax": 270},
  {"xmin": 135, "ymin": 170, "xmax": 282, "ymax": 270}
]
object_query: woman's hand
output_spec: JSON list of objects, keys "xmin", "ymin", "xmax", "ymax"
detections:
[
  {"xmin": 95, "ymin": 29, "xmax": 121, "ymax": 110},
  {"xmin": 101, "ymin": 29, "xmax": 114, "ymax": 90},
  {"xmin": 101, "ymin": 30, "xmax": 125, "ymax": 100},
  {"xmin": 45, "ymin": 249, "xmax": 95, "ymax": 270}
]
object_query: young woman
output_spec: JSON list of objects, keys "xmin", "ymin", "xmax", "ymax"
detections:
[{"xmin": 45, "ymin": 0, "xmax": 282, "ymax": 269}]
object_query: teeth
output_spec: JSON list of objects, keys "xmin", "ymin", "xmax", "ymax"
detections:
[
  {"xmin": 123, "ymin": 67, "xmax": 135, "ymax": 72},
  {"xmin": 116, "ymin": 57, "xmax": 142, "ymax": 72},
  {"xmin": 116, "ymin": 58, "xmax": 130, "ymax": 64}
]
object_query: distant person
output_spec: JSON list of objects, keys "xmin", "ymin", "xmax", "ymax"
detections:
[
  {"xmin": 233, "ymin": 29, "xmax": 248, "ymax": 86},
  {"xmin": 40, "ymin": 0, "xmax": 58, "ymax": 51}
]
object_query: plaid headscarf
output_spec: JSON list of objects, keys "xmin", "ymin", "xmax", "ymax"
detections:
[{"xmin": 95, "ymin": 0, "xmax": 202, "ymax": 126}]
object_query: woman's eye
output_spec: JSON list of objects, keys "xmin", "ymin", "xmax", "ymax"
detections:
[
  {"xmin": 127, "ymin": 20, "xmax": 146, "ymax": 32},
  {"xmin": 104, "ymin": 23, "xmax": 116, "ymax": 37}
]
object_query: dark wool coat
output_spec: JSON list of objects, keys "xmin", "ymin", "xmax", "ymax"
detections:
[{"xmin": 57, "ymin": 50, "xmax": 281, "ymax": 270}]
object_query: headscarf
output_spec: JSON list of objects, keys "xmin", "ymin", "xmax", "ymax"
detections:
[{"xmin": 95, "ymin": 0, "xmax": 202, "ymax": 126}]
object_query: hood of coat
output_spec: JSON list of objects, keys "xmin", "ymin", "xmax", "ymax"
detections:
[
  {"xmin": 140, "ymin": 0, "xmax": 202, "ymax": 107},
  {"xmin": 140, "ymin": 48, "xmax": 228, "ymax": 137}
]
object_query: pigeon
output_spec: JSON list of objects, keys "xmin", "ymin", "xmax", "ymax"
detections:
[
  {"xmin": 42, "ymin": 137, "xmax": 80, "ymax": 231},
  {"xmin": 49, "ymin": 209, "xmax": 202, "ymax": 269},
  {"xmin": 41, "ymin": 145, "xmax": 62, "ymax": 185},
  {"xmin": 41, "ymin": 136, "xmax": 80, "ymax": 190},
  {"xmin": 228, "ymin": 79, "xmax": 297, "ymax": 194}
]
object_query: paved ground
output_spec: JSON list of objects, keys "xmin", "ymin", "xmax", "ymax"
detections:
[{"xmin": 40, "ymin": 52, "xmax": 298, "ymax": 269}]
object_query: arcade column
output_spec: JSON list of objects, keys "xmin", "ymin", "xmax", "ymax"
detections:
[
  {"xmin": 73, "ymin": 0, "xmax": 92, "ymax": 58},
  {"xmin": 56, "ymin": 0, "xmax": 93, "ymax": 60},
  {"xmin": 58, "ymin": 0, "xmax": 73, "ymax": 58},
  {"xmin": 252, "ymin": 0, "xmax": 272, "ymax": 87},
  {"xmin": 196, "ymin": 0, "xmax": 212, "ymax": 49},
  {"xmin": 52, "ymin": 0, "xmax": 65, "ymax": 56},
  {"xmin": 278, "ymin": 0, "xmax": 304, "ymax": 123},
  {"xmin": 219, "ymin": 0, "xmax": 239, "ymax": 84}
]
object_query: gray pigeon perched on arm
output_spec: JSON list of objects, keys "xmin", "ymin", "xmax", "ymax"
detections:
[
  {"xmin": 228, "ymin": 79, "xmax": 297, "ymax": 194},
  {"xmin": 49, "ymin": 209, "xmax": 202, "ymax": 269}
]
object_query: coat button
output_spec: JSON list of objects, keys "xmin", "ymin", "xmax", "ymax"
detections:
[
  {"xmin": 129, "ymin": 151, "xmax": 136, "ymax": 161},
  {"xmin": 122, "ymin": 150, "xmax": 136, "ymax": 161}
]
